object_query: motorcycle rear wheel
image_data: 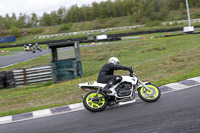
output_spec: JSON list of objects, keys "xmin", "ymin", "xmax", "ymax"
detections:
[
  {"xmin": 138, "ymin": 83, "xmax": 161, "ymax": 102},
  {"xmin": 83, "ymin": 91, "xmax": 108, "ymax": 112}
]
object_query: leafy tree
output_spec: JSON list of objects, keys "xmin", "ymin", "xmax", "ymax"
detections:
[
  {"xmin": 4, "ymin": 14, "xmax": 12, "ymax": 29},
  {"xmin": 58, "ymin": 7, "xmax": 66, "ymax": 23},
  {"xmin": 145, "ymin": 1, "xmax": 154, "ymax": 19},
  {"xmin": 0, "ymin": 16, "xmax": 6, "ymax": 30},
  {"xmin": 31, "ymin": 13, "xmax": 38, "ymax": 27},
  {"xmin": 11, "ymin": 13, "xmax": 17, "ymax": 27},
  {"xmin": 41, "ymin": 13, "xmax": 52, "ymax": 26},
  {"xmin": 179, "ymin": 2, "xmax": 185, "ymax": 10},
  {"xmin": 113, "ymin": 0, "xmax": 124, "ymax": 17},
  {"xmin": 17, "ymin": 13, "xmax": 26, "ymax": 28},
  {"xmin": 50, "ymin": 11, "xmax": 60, "ymax": 25},
  {"xmin": 92, "ymin": 2, "xmax": 100, "ymax": 19},
  {"xmin": 167, "ymin": 0, "xmax": 183, "ymax": 10},
  {"xmin": 10, "ymin": 26, "xmax": 21, "ymax": 37},
  {"xmin": 25, "ymin": 15, "xmax": 32, "ymax": 28}
]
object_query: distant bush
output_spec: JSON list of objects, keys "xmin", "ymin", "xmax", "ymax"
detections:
[
  {"xmin": 59, "ymin": 23, "xmax": 72, "ymax": 31},
  {"xmin": 0, "ymin": 30, "xmax": 9, "ymax": 36},
  {"xmin": 92, "ymin": 18, "xmax": 106, "ymax": 30},
  {"xmin": 145, "ymin": 20, "xmax": 162, "ymax": 27},
  {"xmin": 171, "ymin": 21, "xmax": 179, "ymax": 26},
  {"xmin": 10, "ymin": 27, "xmax": 21, "ymax": 37},
  {"xmin": 165, "ymin": 22, "xmax": 171, "ymax": 26},
  {"xmin": 29, "ymin": 28, "xmax": 44, "ymax": 34}
]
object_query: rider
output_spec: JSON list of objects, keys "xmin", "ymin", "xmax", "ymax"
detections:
[
  {"xmin": 97, "ymin": 57, "xmax": 133, "ymax": 93},
  {"xmin": 29, "ymin": 43, "xmax": 32, "ymax": 48},
  {"xmin": 24, "ymin": 44, "xmax": 27, "ymax": 51},
  {"xmin": 35, "ymin": 43, "xmax": 39, "ymax": 49}
]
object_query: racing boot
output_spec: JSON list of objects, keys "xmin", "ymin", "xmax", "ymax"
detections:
[{"xmin": 102, "ymin": 83, "xmax": 112, "ymax": 94}]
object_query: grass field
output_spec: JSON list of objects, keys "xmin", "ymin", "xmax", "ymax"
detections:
[
  {"xmin": 0, "ymin": 33, "xmax": 200, "ymax": 117},
  {"xmin": 1, "ymin": 20, "xmax": 200, "ymax": 47},
  {"xmin": 0, "ymin": 30, "xmax": 189, "ymax": 53}
]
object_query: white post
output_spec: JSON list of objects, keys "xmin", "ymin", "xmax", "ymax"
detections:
[
  {"xmin": 133, "ymin": 12, "xmax": 136, "ymax": 29},
  {"xmin": 185, "ymin": 0, "xmax": 191, "ymax": 27},
  {"xmin": 183, "ymin": 0, "xmax": 194, "ymax": 33}
]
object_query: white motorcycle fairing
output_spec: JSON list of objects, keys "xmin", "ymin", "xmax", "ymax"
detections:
[
  {"xmin": 79, "ymin": 76, "xmax": 138, "ymax": 98},
  {"xmin": 79, "ymin": 81, "xmax": 106, "ymax": 92},
  {"xmin": 108, "ymin": 76, "xmax": 137, "ymax": 98}
]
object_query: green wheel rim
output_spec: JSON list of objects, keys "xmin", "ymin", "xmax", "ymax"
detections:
[
  {"xmin": 140, "ymin": 85, "xmax": 159, "ymax": 100},
  {"xmin": 86, "ymin": 93, "xmax": 105, "ymax": 109}
]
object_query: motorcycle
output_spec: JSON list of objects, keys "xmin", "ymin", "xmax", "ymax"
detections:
[
  {"xmin": 78, "ymin": 70, "xmax": 161, "ymax": 112},
  {"xmin": 30, "ymin": 46, "xmax": 36, "ymax": 53},
  {"xmin": 35, "ymin": 44, "xmax": 42, "ymax": 52},
  {"xmin": 24, "ymin": 46, "xmax": 30, "ymax": 52},
  {"xmin": 24, "ymin": 44, "xmax": 35, "ymax": 53}
]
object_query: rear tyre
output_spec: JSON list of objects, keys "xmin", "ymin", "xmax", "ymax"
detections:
[
  {"xmin": 138, "ymin": 83, "xmax": 161, "ymax": 102},
  {"xmin": 83, "ymin": 91, "xmax": 108, "ymax": 112}
]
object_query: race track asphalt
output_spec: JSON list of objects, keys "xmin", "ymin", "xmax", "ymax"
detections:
[
  {"xmin": 0, "ymin": 50, "xmax": 48, "ymax": 68},
  {"xmin": 0, "ymin": 85, "xmax": 200, "ymax": 133}
]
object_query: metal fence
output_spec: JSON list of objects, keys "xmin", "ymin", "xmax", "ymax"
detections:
[{"xmin": 13, "ymin": 65, "xmax": 52, "ymax": 85}]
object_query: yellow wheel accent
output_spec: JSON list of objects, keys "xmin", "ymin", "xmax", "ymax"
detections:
[
  {"xmin": 140, "ymin": 84, "xmax": 159, "ymax": 100},
  {"xmin": 86, "ymin": 93, "xmax": 105, "ymax": 109}
]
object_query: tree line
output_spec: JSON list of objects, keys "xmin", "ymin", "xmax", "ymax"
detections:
[{"xmin": 0, "ymin": 0, "xmax": 199, "ymax": 31}]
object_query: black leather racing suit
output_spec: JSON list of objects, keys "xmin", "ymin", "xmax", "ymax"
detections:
[{"xmin": 97, "ymin": 63, "xmax": 130, "ymax": 84}]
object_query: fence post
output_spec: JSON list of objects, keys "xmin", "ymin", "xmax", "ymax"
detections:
[{"xmin": 23, "ymin": 68, "xmax": 27, "ymax": 84}]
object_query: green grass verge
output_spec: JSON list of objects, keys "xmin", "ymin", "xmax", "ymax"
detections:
[
  {"xmin": 0, "ymin": 33, "xmax": 200, "ymax": 117},
  {"xmin": 0, "ymin": 53, "xmax": 16, "ymax": 57}
]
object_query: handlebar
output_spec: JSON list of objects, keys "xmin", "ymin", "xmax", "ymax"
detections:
[{"xmin": 130, "ymin": 71, "xmax": 139, "ymax": 79}]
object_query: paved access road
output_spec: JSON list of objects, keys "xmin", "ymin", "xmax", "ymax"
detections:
[
  {"xmin": 1, "ymin": 85, "xmax": 200, "ymax": 133},
  {"xmin": 0, "ymin": 50, "xmax": 48, "ymax": 68}
]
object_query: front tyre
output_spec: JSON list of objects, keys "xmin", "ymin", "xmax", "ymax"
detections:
[
  {"xmin": 138, "ymin": 83, "xmax": 161, "ymax": 102},
  {"xmin": 83, "ymin": 91, "xmax": 108, "ymax": 112}
]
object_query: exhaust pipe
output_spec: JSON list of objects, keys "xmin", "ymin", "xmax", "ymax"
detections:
[{"xmin": 118, "ymin": 99, "xmax": 136, "ymax": 106}]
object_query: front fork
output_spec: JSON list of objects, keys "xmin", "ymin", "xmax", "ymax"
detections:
[
  {"xmin": 96, "ymin": 87, "xmax": 101, "ymax": 96},
  {"xmin": 131, "ymin": 72, "xmax": 150, "ymax": 92},
  {"xmin": 137, "ymin": 79, "xmax": 151, "ymax": 92}
]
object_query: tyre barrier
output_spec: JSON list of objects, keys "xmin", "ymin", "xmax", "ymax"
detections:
[
  {"xmin": 0, "ymin": 66, "xmax": 52, "ymax": 89},
  {"xmin": 5, "ymin": 71, "xmax": 16, "ymax": 88},
  {"xmin": 0, "ymin": 71, "xmax": 16, "ymax": 89},
  {"xmin": 0, "ymin": 71, "xmax": 6, "ymax": 89},
  {"xmin": 0, "ymin": 36, "xmax": 120, "ymax": 48}
]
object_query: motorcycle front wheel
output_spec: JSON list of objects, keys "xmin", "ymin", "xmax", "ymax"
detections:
[
  {"xmin": 138, "ymin": 83, "xmax": 161, "ymax": 102},
  {"xmin": 83, "ymin": 91, "xmax": 108, "ymax": 112}
]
